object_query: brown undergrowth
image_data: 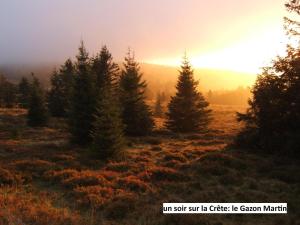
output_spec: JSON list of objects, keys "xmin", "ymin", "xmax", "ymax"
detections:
[{"xmin": 0, "ymin": 105, "xmax": 299, "ymax": 225}]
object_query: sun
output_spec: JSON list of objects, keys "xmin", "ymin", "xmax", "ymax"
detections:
[{"xmin": 147, "ymin": 25, "xmax": 289, "ymax": 74}]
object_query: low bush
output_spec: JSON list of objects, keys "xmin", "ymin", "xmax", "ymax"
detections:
[{"xmin": 116, "ymin": 175, "xmax": 151, "ymax": 192}]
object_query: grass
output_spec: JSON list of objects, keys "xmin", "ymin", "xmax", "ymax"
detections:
[{"xmin": 0, "ymin": 105, "xmax": 299, "ymax": 225}]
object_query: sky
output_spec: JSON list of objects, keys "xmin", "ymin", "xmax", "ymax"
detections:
[{"xmin": 0, "ymin": 0, "xmax": 289, "ymax": 73}]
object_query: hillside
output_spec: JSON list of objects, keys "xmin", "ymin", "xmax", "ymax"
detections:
[{"xmin": 0, "ymin": 105, "xmax": 298, "ymax": 224}]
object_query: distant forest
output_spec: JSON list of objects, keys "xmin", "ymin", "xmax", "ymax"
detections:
[{"xmin": 0, "ymin": 63, "xmax": 253, "ymax": 106}]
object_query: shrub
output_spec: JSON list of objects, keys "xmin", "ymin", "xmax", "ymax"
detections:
[
  {"xmin": 0, "ymin": 188, "xmax": 82, "ymax": 225},
  {"xmin": 62, "ymin": 171, "xmax": 106, "ymax": 188},
  {"xmin": 116, "ymin": 175, "xmax": 151, "ymax": 192},
  {"xmin": 148, "ymin": 166, "xmax": 187, "ymax": 182},
  {"xmin": 73, "ymin": 186, "xmax": 114, "ymax": 208},
  {"xmin": 0, "ymin": 167, "xmax": 22, "ymax": 186},
  {"xmin": 104, "ymin": 192, "xmax": 136, "ymax": 219},
  {"xmin": 105, "ymin": 161, "xmax": 131, "ymax": 172},
  {"xmin": 13, "ymin": 159, "xmax": 55, "ymax": 177}
]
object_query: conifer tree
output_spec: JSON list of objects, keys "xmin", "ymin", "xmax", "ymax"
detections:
[
  {"xmin": 90, "ymin": 46, "xmax": 125, "ymax": 158},
  {"xmin": 92, "ymin": 46, "xmax": 119, "ymax": 92},
  {"xmin": 48, "ymin": 59, "xmax": 75, "ymax": 117},
  {"xmin": 18, "ymin": 77, "xmax": 30, "ymax": 108},
  {"xmin": 0, "ymin": 74, "xmax": 16, "ymax": 108},
  {"xmin": 48, "ymin": 70, "xmax": 64, "ymax": 117},
  {"xmin": 69, "ymin": 41, "xmax": 95, "ymax": 145},
  {"xmin": 119, "ymin": 50, "xmax": 154, "ymax": 136},
  {"xmin": 27, "ymin": 75, "xmax": 48, "ymax": 127},
  {"xmin": 154, "ymin": 92, "xmax": 163, "ymax": 117},
  {"xmin": 166, "ymin": 55, "xmax": 211, "ymax": 133},
  {"xmin": 91, "ymin": 87, "xmax": 125, "ymax": 158}
]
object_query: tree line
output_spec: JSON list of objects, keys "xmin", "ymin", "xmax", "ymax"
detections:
[{"xmin": 0, "ymin": 42, "xmax": 211, "ymax": 158}]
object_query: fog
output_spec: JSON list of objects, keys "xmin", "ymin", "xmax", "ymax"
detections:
[{"xmin": 0, "ymin": 0, "xmax": 285, "ymax": 71}]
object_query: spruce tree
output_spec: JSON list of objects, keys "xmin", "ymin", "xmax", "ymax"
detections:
[
  {"xmin": 48, "ymin": 59, "xmax": 75, "ymax": 117},
  {"xmin": 18, "ymin": 77, "xmax": 31, "ymax": 108},
  {"xmin": 69, "ymin": 41, "xmax": 95, "ymax": 145},
  {"xmin": 166, "ymin": 56, "xmax": 211, "ymax": 133},
  {"xmin": 0, "ymin": 74, "xmax": 16, "ymax": 108},
  {"xmin": 154, "ymin": 92, "xmax": 163, "ymax": 117},
  {"xmin": 119, "ymin": 50, "xmax": 154, "ymax": 136},
  {"xmin": 91, "ymin": 46, "xmax": 119, "ymax": 92},
  {"xmin": 90, "ymin": 46, "xmax": 125, "ymax": 158},
  {"xmin": 48, "ymin": 70, "xmax": 65, "ymax": 117},
  {"xmin": 27, "ymin": 75, "xmax": 48, "ymax": 127},
  {"xmin": 91, "ymin": 87, "xmax": 125, "ymax": 158}
]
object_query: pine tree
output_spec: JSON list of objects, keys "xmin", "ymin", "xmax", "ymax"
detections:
[
  {"xmin": 91, "ymin": 87, "xmax": 125, "ymax": 158},
  {"xmin": 58, "ymin": 58, "xmax": 75, "ymax": 115},
  {"xmin": 27, "ymin": 75, "xmax": 48, "ymax": 127},
  {"xmin": 91, "ymin": 46, "xmax": 119, "ymax": 92},
  {"xmin": 154, "ymin": 92, "xmax": 163, "ymax": 117},
  {"xmin": 69, "ymin": 41, "xmax": 95, "ymax": 145},
  {"xmin": 48, "ymin": 70, "xmax": 65, "ymax": 117},
  {"xmin": 18, "ymin": 77, "xmax": 31, "ymax": 108},
  {"xmin": 119, "ymin": 50, "xmax": 154, "ymax": 136},
  {"xmin": 48, "ymin": 59, "xmax": 75, "ymax": 117},
  {"xmin": 0, "ymin": 74, "xmax": 16, "ymax": 108},
  {"xmin": 166, "ymin": 55, "xmax": 211, "ymax": 133}
]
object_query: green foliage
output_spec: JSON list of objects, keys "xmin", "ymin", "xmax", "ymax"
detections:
[
  {"xmin": 90, "ymin": 46, "xmax": 125, "ymax": 158},
  {"xmin": 237, "ymin": 2, "xmax": 300, "ymax": 157},
  {"xmin": 48, "ymin": 59, "xmax": 75, "ymax": 117},
  {"xmin": 119, "ymin": 50, "xmax": 154, "ymax": 136},
  {"xmin": 166, "ymin": 56, "xmax": 211, "ymax": 133},
  {"xmin": 91, "ymin": 45, "xmax": 119, "ymax": 92},
  {"xmin": 91, "ymin": 87, "xmax": 125, "ymax": 158},
  {"xmin": 18, "ymin": 77, "xmax": 30, "ymax": 108},
  {"xmin": 0, "ymin": 74, "xmax": 17, "ymax": 108},
  {"xmin": 237, "ymin": 47, "xmax": 300, "ymax": 156},
  {"xmin": 27, "ymin": 75, "xmax": 48, "ymax": 127},
  {"xmin": 69, "ymin": 41, "xmax": 96, "ymax": 145}
]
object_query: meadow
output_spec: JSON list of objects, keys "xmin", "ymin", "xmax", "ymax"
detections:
[{"xmin": 0, "ymin": 105, "xmax": 299, "ymax": 225}]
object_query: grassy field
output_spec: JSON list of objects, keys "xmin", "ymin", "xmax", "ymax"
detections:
[{"xmin": 0, "ymin": 105, "xmax": 299, "ymax": 225}]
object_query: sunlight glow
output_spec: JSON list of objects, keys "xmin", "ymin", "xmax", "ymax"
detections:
[{"xmin": 147, "ymin": 26, "xmax": 289, "ymax": 74}]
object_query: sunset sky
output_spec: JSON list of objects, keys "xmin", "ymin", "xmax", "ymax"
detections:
[{"xmin": 0, "ymin": 0, "xmax": 289, "ymax": 73}]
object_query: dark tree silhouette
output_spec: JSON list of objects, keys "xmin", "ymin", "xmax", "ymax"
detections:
[
  {"xmin": 237, "ymin": 47, "xmax": 300, "ymax": 156},
  {"xmin": 90, "ymin": 45, "xmax": 125, "ymax": 158},
  {"xmin": 119, "ymin": 50, "xmax": 154, "ymax": 136},
  {"xmin": 166, "ymin": 55, "xmax": 211, "ymax": 133},
  {"xmin": 154, "ymin": 92, "xmax": 163, "ymax": 117},
  {"xmin": 18, "ymin": 77, "xmax": 31, "ymax": 108},
  {"xmin": 27, "ymin": 75, "xmax": 48, "ymax": 127},
  {"xmin": 69, "ymin": 41, "xmax": 96, "ymax": 145},
  {"xmin": 236, "ymin": 1, "xmax": 300, "ymax": 157},
  {"xmin": 0, "ymin": 74, "xmax": 17, "ymax": 108},
  {"xmin": 48, "ymin": 59, "xmax": 75, "ymax": 117},
  {"xmin": 91, "ymin": 87, "xmax": 125, "ymax": 158},
  {"xmin": 91, "ymin": 45, "xmax": 119, "ymax": 92}
]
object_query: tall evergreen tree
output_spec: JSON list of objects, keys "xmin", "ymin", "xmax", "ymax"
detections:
[
  {"xmin": 27, "ymin": 75, "xmax": 48, "ymax": 127},
  {"xmin": 90, "ymin": 46, "xmax": 125, "ymax": 158},
  {"xmin": 166, "ymin": 55, "xmax": 211, "ymax": 133},
  {"xmin": 236, "ymin": 0, "xmax": 300, "ymax": 157},
  {"xmin": 91, "ymin": 46, "xmax": 119, "ymax": 92},
  {"xmin": 91, "ymin": 87, "xmax": 125, "ymax": 158},
  {"xmin": 18, "ymin": 77, "xmax": 31, "ymax": 108},
  {"xmin": 48, "ymin": 70, "xmax": 64, "ymax": 117},
  {"xmin": 154, "ymin": 92, "xmax": 163, "ymax": 117},
  {"xmin": 48, "ymin": 59, "xmax": 75, "ymax": 117},
  {"xmin": 69, "ymin": 41, "xmax": 95, "ymax": 145},
  {"xmin": 119, "ymin": 50, "xmax": 154, "ymax": 136},
  {"xmin": 0, "ymin": 74, "xmax": 16, "ymax": 108}
]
